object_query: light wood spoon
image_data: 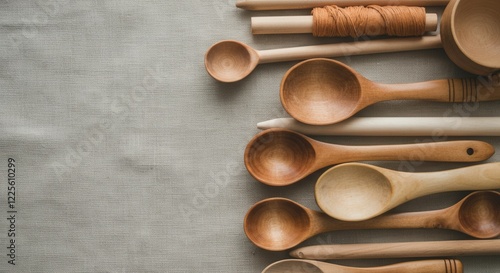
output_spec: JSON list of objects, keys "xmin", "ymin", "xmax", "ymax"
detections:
[
  {"xmin": 281, "ymin": 58, "xmax": 500, "ymax": 125},
  {"xmin": 262, "ymin": 259, "xmax": 462, "ymax": 273},
  {"xmin": 316, "ymin": 162, "xmax": 500, "ymax": 221},
  {"xmin": 244, "ymin": 129, "xmax": 494, "ymax": 186},
  {"xmin": 244, "ymin": 192, "xmax": 499, "ymax": 251},
  {"xmin": 204, "ymin": 36, "xmax": 441, "ymax": 82}
]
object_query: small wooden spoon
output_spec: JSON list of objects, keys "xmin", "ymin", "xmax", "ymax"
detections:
[
  {"xmin": 244, "ymin": 192, "xmax": 499, "ymax": 251},
  {"xmin": 316, "ymin": 162, "xmax": 500, "ymax": 221},
  {"xmin": 281, "ymin": 58, "xmax": 500, "ymax": 125},
  {"xmin": 204, "ymin": 36, "xmax": 441, "ymax": 82},
  {"xmin": 244, "ymin": 129, "xmax": 494, "ymax": 186},
  {"xmin": 262, "ymin": 259, "xmax": 462, "ymax": 273}
]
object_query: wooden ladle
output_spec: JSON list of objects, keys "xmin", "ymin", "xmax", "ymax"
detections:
[
  {"xmin": 204, "ymin": 36, "xmax": 441, "ymax": 82},
  {"xmin": 281, "ymin": 58, "xmax": 500, "ymax": 125},
  {"xmin": 244, "ymin": 191, "xmax": 499, "ymax": 251},
  {"xmin": 315, "ymin": 162, "xmax": 500, "ymax": 221},
  {"xmin": 262, "ymin": 259, "xmax": 462, "ymax": 273},
  {"xmin": 244, "ymin": 129, "xmax": 494, "ymax": 186}
]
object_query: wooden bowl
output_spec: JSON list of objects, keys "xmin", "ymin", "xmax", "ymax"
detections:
[{"xmin": 441, "ymin": 0, "xmax": 500, "ymax": 75}]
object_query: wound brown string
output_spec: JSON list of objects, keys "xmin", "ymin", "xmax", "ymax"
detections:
[{"xmin": 312, "ymin": 5, "xmax": 426, "ymax": 37}]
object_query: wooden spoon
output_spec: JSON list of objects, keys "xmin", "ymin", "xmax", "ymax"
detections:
[
  {"xmin": 262, "ymin": 259, "xmax": 462, "ymax": 273},
  {"xmin": 244, "ymin": 129, "xmax": 494, "ymax": 186},
  {"xmin": 315, "ymin": 162, "xmax": 500, "ymax": 221},
  {"xmin": 244, "ymin": 192, "xmax": 499, "ymax": 251},
  {"xmin": 290, "ymin": 239, "xmax": 500, "ymax": 260},
  {"xmin": 204, "ymin": 36, "xmax": 441, "ymax": 82},
  {"xmin": 280, "ymin": 58, "xmax": 500, "ymax": 125}
]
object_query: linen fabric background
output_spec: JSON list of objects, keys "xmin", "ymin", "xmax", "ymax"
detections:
[{"xmin": 0, "ymin": 1, "xmax": 499, "ymax": 272}]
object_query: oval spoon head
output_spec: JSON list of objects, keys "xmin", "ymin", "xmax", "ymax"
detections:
[
  {"xmin": 244, "ymin": 198, "xmax": 313, "ymax": 251},
  {"xmin": 262, "ymin": 259, "xmax": 325, "ymax": 273},
  {"xmin": 204, "ymin": 40, "xmax": 259, "ymax": 82},
  {"xmin": 315, "ymin": 163, "xmax": 394, "ymax": 221},
  {"xmin": 280, "ymin": 58, "xmax": 364, "ymax": 125},
  {"xmin": 458, "ymin": 191, "xmax": 500, "ymax": 238},
  {"xmin": 244, "ymin": 129, "xmax": 317, "ymax": 186}
]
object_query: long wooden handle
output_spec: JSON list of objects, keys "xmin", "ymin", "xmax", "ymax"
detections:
[
  {"xmin": 323, "ymin": 140, "xmax": 494, "ymax": 166},
  {"xmin": 252, "ymin": 14, "xmax": 438, "ymax": 35},
  {"xmin": 289, "ymin": 240, "xmax": 500, "ymax": 259},
  {"xmin": 237, "ymin": 0, "xmax": 449, "ymax": 10},
  {"xmin": 299, "ymin": 259, "xmax": 462, "ymax": 273},
  {"xmin": 257, "ymin": 35, "xmax": 442, "ymax": 64},
  {"xmin": 257, "ymin": 117, "xmax": 500, "ymax": 136}
]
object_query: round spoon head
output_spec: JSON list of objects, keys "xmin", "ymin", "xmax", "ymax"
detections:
[
  {"xmin": 244, "ymin": 198, "xmax": 313, "ymax": 251},
  {"xmin": 244, "ymin": 129, "xmax": 317, "ymax": 186},
  {"xmin": 315, "ymin": 163, "xmax": 394, "ymax": 221},
  {"xmin": 262, "ymin": 259, "xmax": 324, "ymax": 273},
  {"xmin": 458, "ymin": 191, "xmax": 500, "ymax": 238},
  {"xmin": 204, "ymin": 40, "xmax": 259, "ymax": 82},
  {"xmin": 441, "ymin": 0, "xmax": 500, "ymax": 75},
  {"xmin": 280, "ymin": 58, "xmax": 363, "ymax": 125}
]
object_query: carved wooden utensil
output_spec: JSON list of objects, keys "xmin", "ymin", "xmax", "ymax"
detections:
[{"xmin": 244, "ymin": 129, "xmax": 494, "ymax": 186}]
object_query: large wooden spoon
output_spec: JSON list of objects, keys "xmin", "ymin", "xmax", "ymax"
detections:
[
  {"xmin": 244, "ymin": 129, "xmax": 494, "ymax": 186},
  {"xmin": 281, "ymin": 58, "xmax": 500, "ymax": 125},
  {"xmin": 262, "ymin": 259, "xmax": 462, "ymax": 273},
  {"xmin": 316, "ymin": 162, "xmax": 500, "ymax": 221},
  {"xmin": 244, "ymin": 192, "xmax": 499, "ymax": 251},
  {"xmin": 204, "ymin": 36, "xmax": 441, "ymax": 82},
  {"xmin": 237, "ymin": 0, "xmax": 449, "ymax": 10}
]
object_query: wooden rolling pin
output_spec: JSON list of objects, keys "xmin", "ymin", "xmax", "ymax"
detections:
[
  {"xmin": 290, "ymin": 240, "xmax": 500, "ymax": 260},
  {"xmin": 237, "ymin": 0, "xmax": 449, "ymax": 10},
  {"xmin": 257, "ymin": 117, "xmax": 500, "ymax": 136},
  {"xmin": 252, "ymin": 14, "xmax": 438, "ymax": 35}
]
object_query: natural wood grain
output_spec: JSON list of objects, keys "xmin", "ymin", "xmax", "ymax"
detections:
[
  {"xmin": 204, "ymin": 36, "xmax": 442, "ymax": 82},
  {"xmin": 251, "ymin": 14, "xmax": 438, "ymax": 35},
  {"xmin": 441, "ymin": 0, "xmax": 500, "ymax": 75},
  {"xmin": 315, "ymin": 163, "xmax": 500, "ymax": 221},
  {"xmin": 236, "ymin": 0, "xmax": 449, "ymax": 10},
  {"xmin": 244, "ymin": 192, "xmax": 499, "ymax": 251},
  {"xmin": 262, "ymin": 259, "xmax": 463, "ymax": 273},
  {"xmin": 280, "ymin": 58, "xmax": 500, "ymax": 125},
  {"xmin": 290, "ymin": 240, "xmax": 500, "ymax": 259},
  {"xmin": 244, "ymin": 129, "xmax": 494, "ymax": 186}
]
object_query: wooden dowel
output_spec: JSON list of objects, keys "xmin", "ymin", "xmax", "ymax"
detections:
[
  {"xmin": 237, "ymin": 0, "xmax": 449, "ymax": 10},
  {"xmin": 289, "ymin": 240, "xmax": 500, "ymax": 260},
  {"xmin": 252, "ymin": 14, "xmax": 438, "ymax": 35},
  {"xmin": 257, "ymin": 117, "xmax": 500, "ymax": 136}
]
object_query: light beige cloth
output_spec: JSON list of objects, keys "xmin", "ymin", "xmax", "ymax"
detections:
[{"xmin": 0, "ymin": 1, "xmax": 499, "ymax": 272}]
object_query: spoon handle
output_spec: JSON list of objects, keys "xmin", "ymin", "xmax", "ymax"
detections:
[
  {"xmin": 377, "ymin": 75, "xmax": 500, "ymax": 102},
  {"xmin": 290, "ymin": 239, "xmax": 500, "ymax": 260},
  {"xmin": 257, "ymin": 35, "xmax": 442, "ymax": 64},
  {"xmin": 237, "ymin": 0, "xmax": 449, "ymax": 10},
  {"xmin": 323, "ymin": 140, "xmax": 494, "ymax": 165}
]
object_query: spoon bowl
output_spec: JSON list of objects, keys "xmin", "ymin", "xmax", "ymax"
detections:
[
  {"xmin": 244, "ymin": 198, "xmax": 313, "ymax": 251},
  {"xmin": 441, "ymin": 0, "xmax": 500, "ymax": 75},
  {"xmin": 316, "ymin": 162, "xmax": 500, "ymax": 221},
  {"xmin": 458, "ymin": 191, "xmax": 500, "ymax": 238},
  {"xmin": 281, "ymin": 58, "xmax": 500, "ymax": 125},
  {"xmin": 204, "ymin": 40, "xmax": 258, "ymax": 82}
]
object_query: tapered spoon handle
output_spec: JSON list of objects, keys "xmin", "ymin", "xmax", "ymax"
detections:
[
  {"xmin": 323, "ymin": 140, "xmax": 494, "ymax": 166},
  {"xmin": 289, "ymin": 240, "xmax": 500, "ymax": 259},
  {"xmin": 257, "ymin": 35, "xmax": 442, "ymax": 64},
  {"xmin": 237, "ymin": 0, "xmax": 449, "ymax": 10},
  {"xmin": 257, "ymin": 117, "xmax": 500, "ymax": 136}
]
